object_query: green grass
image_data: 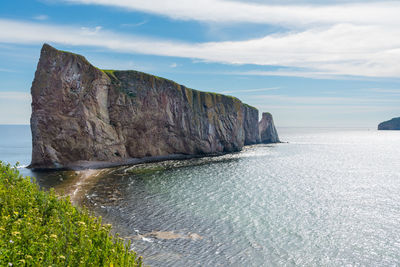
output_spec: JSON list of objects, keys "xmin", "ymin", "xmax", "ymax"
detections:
[
  {"xmin": 0, "ymin": 162, "xmax": 143, "ymax": 266},
  {"xmin": 243, "ymin": 103, "xmax": 257, "ymax": 110},
  {"xmin": 102, "ymin": 69, "xmax": 118, "ymax": 81},
  {"xmin": 55, "ymin": 45, "xmax": 255, "ymax": 112},
  {"xmin": 101, "ymin": 68, "xmax": 247, "ymax": 105}
]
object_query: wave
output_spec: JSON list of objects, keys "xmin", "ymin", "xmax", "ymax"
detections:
[{"xmin": 16, "ymin": 164, "xmax": 28, "ymax": 169}]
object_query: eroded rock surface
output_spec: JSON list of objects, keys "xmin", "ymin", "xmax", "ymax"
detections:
[
  {"xmin": 30, "ymin": 44, "xmax": 279, "ymax": 169},
  {"xmin": 259, "ymin": 112, "xmax": 280, "ymax": 144}
]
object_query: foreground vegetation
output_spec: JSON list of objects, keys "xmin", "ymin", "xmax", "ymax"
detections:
[{"xmin": 0, "ymin": 162, "xmax": 142, "ymax": 266}]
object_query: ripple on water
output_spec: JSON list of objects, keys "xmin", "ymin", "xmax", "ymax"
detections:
[{"xmin": 35, "ymin": 129, "xmax": 400, "ymax": 266}]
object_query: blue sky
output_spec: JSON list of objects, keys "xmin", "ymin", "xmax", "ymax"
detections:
[{"xmin": 1, "ymin": 0, "xmax": 400, "ymax": 127}]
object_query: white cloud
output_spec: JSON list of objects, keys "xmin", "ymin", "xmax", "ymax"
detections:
[
  {"xmin": 0, "ymin": 91, "xmax": 31, "ymax": 100},
  {"xmin": 80, "ymin": 26, "xmax": 102, "ymax": 35},
  {"xmin": 256, "ymin": 104, "xmax": 400, "ymax": 127},
  {"xmin": 120, "ymin": 20, "xmax": 148, "ymax": 27},
  {"xmin": 0, "ymin": 92, "xmax": 31, "ymax": 124},
  {"xmin": 221, "ymin": 87, "xmax": 280, "ymax": 94},
  {"xmin": 33, "ymin": 15, "xmax": 49, "ymax": 21},
  {"xmin": 364, "ymin": 88, "xmax": 400, "ymax": 94},
  {"xmin": 57, "ymin": 0, "xmax": 400, "ymax": 79},
  {"xmin": 237, "ymin": 70, "xmax": 344, "ymax": 80},
  {"xmin": 247, "ymin": 94, "xmax": 400, "ymax": 105},
  {"xmin": 64, "ymin": 0, "xmax": 400, "ymax": 28},
  {"xmin": 248, "ymin": 95, "xmax": 400, "ymax": 127},
  {"xmin": 0, "ymin": 18, "xmax": 400, "ymax": 78},
  {"xmin": 0, "ymin": 68, "xmax": 17, "ymax": 73}
]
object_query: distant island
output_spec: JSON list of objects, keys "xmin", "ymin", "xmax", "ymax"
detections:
[
  {"xmin": 29, "ymin": 44, "xmax": 280, "ymax": 170},
  {"xmin": 378, "ymin": 117, "xmax": 400, "ymax": 130}
]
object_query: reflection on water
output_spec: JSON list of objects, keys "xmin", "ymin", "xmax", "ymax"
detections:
[
  {"xmin": 78, "ymin": 129, "xmax": 400, "ymax": 266},
  {"xmin": 3, "ymin": 126, "xmax": 400, "ymax": 266}
]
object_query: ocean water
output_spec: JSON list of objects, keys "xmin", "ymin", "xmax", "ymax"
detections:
[
  {"xmin": 1, "ymin": 126, "xmax": 400, "ymax": 266},
  {"xmin": 0, "ymin": 125, "xmax": 31, "ymax": 169}
]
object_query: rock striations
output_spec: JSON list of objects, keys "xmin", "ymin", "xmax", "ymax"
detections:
[
  {"xmin": 378, "ymin": 117, "xmax": 400, "ymax": 130},
  {"xmin": 30, "ymin": 44, "xmax": 280, "ymax": 170}
]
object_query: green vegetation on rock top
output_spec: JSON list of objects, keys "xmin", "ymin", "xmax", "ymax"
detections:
[
  {"xmin": 52, "ymin": 42, "xmax": 255, "ymax": 110},
  {"xmin": 47, "ymin": 44, "xmax": 257, "ymax": 110},
  {"xmin": 102, "ymin": 69, "xmax": 118, "ymax": 80},
  {"xmin": 243, "ymin": 103, "xmax": 257, "ymax": 110},
  {"xmin": 0, "ymin": 162, "xmax": 143, "ymax": 266},
  {"xmin": 100, "ymin": 69, "xmax": 250, "ymax": 106}
]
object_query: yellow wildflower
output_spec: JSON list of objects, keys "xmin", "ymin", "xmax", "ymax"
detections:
[{"xmin": 50, "ymin": 234, "xmax": 57, "ymax": 239}]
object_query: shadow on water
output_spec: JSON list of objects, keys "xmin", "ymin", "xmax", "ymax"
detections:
[{"xmin": 33, "ymin": 153, "xmax": 244, "ymax": 203}]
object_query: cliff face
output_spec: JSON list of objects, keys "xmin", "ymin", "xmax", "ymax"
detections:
[
  {"xmin": 378, "ymin": 117, "xmax": 400, "ymax": 130},
  {"xmin": 243, "ymin": 105, "xmax": 261, "ymax": 145},
  {"xmin": 259, "ymin": 112, "xmax": 280, "ymax": 144},
  {"xmin": 30, "ymin": 44, "xmax": 279, "ymax": 169}
]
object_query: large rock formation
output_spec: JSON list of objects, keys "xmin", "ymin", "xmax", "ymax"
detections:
[
  {"xmin": 30, "ymin": 44, "xmax": 279, "ymax": 170},
  {"xmin": 259, "ymin": 112, "xmax": 280, "ymax": 143},
  {"xmin": 378, "ymin": 117, "xmax": 400, "ymax": 130}
]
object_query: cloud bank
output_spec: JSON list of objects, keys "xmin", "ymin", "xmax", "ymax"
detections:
[
  {"xmin": 64, "ymin": 0, "xmax": 400, "ymax": 28},
  {"xmin": 1, "ymin": 0, "xmax": 400, "ymax": 78},
  {"xmin": 0, "ymin": 91, "xmax": 31, "ymax": 100}
]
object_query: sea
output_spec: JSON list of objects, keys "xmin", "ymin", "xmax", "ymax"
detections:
[{"xmin": 1, "ymin": 125, "xmax": 400, "ymax": 266}]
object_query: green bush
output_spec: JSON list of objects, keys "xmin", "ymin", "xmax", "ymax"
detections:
[{"xmin": 0, "ymin": 162, "xmax": 142, "ymax": 266}]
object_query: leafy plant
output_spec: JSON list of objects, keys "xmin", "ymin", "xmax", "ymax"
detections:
[{"xmin": 0, "ymin": 161, "xmax": 143, "ymax": 266}]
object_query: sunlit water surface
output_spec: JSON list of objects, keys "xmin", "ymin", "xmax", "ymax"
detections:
[{"xmin": 2, "ymin": 126, "xmax": 400, "ymax": 266}]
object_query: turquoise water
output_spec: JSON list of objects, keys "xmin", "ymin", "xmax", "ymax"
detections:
[{"xmin": 2, "ymin": 126, "xmax": 400, "ymax": 266}]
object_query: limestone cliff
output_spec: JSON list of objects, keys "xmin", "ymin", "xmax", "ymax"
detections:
[
  {"xmin": 378, "ymin": 117, "xmax": 400, "ymax": 130},
  {"xmin": 259, "ymin": 112, "xmax": 280, "ymax": 144},
  {"xmin": 30, "ymin": 44, "xmax": 279, "ymax": 169}
]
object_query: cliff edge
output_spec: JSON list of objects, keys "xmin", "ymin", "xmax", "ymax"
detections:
[
  {"xmin": 30, "ymin": 44, "xmax": 279, "ymax": 170},
  {"xmin": 378, "ymin": 117, "xmax": 400, "ymax": 130}
]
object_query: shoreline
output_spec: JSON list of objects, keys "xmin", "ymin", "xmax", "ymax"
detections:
[
  {"xmin": 33, "ymin": 153, "xmax": 234, "ymax": 205},
  {"xmin": 29, "ymin": 153, "xmax": 226, "ymax": 171},
  {"xmin": 34, "ymin": 143, "xmax": 280, "ymax": 205},
  {"xmin": 29, "ymin": 142, "xmax": 282, "ymax": 172},
  {"xmin": 29, "ymin": 152, "xmax": 234, "ymax": 171}
]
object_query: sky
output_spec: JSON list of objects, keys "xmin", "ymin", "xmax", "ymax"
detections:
[{"xmin": 1, "ymin": 0, "xmax": 400, "ymax": 127}]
